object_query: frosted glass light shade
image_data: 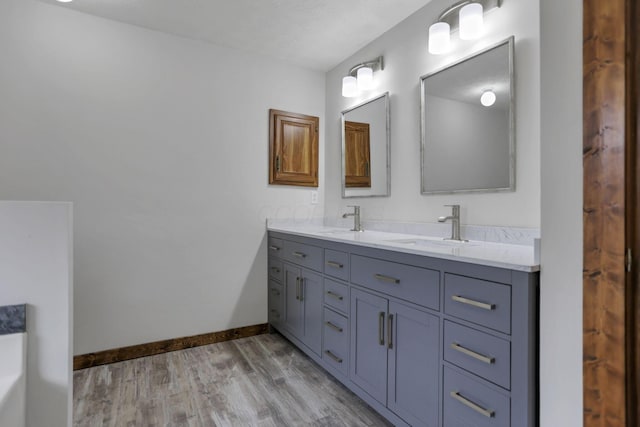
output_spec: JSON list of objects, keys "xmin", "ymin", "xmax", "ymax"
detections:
[
  {"xmin": 342, "ymin": 76, "xmax": 358, "ymax": 98},
  {"xmin": 357, "ymin": 67, "xmax": 374, "ymax": 90},
  {"xmin": 480, "ymin": 90, "xmax": 496, "ymax": 107},
  {"xmin": 428, "ymin": 22, "xmax": 451, "ymax": 55},
  {"xmin": 459, "ymin": 3, "xmax": 484, "ymax": 40}
]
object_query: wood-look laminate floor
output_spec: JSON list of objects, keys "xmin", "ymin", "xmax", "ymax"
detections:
[{"xmin": 73, "ymin": 333, "xmax": 392, "ymax": 427}]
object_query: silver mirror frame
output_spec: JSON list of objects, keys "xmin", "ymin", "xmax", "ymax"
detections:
[
  {"xmin": 341, "ymin": 92, "xmax": 391, "ymax": 198},
  {"xmin": 420, "ymin": 36, "xmax": 515, "ymax": 195}
]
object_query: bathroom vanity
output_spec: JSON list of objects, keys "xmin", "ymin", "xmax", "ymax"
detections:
[{"xmin": 267, "ymin": 224, "xmax": 538, "ymax": 427}]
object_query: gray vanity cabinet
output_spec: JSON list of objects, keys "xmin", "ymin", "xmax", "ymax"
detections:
[
  {"xmin": 267, "ymin": 231, "xmax": 538, "ymax": 427},
  {"xmin": 282, "ymin": 263, "xmax": 322, "ymax": 356}
]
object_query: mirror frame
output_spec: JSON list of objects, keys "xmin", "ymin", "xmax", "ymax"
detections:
[
  {"xmin": 420, "ymin": 36, "xmax": 515, "ymax": 195},
  {"xmin": 341, "ymin": 92, "xmax": 391, "ymax": 198}
]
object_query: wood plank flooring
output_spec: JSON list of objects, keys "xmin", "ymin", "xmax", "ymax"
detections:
[{"xmin": 73, "ymin": 333, "xmax": 392, "ymax": 427}]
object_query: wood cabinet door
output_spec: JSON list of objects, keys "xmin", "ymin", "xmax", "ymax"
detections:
[
  {"xmin": 283, "ymin": 264, "xmax": 303, "ymax": 338},
  {"xmin": 350, "ymin": 288, "xmax": 388, "ymax": 405},
  {"xmin": 344, "ymin": 121, "xmax": 372, "ymax": 188},
  {"xmin": 269, "ymin": 109, "xmax": 319, "ymax": 187},
  {"xmin": 387, "ymin": 301, "xmax": 440, "ymax": 427},
  {"xmin": 300, "ymin": 269, "xmax": 322, "ymax": 356}
]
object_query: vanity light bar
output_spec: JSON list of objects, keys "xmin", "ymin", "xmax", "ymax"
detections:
[
  {"xmin": 342, "ymin": 56, "xmax": 384, "ymax": 98},
  {"xmin": 436, "ymin": 0, "xmax": 501, "ymax": 31}
]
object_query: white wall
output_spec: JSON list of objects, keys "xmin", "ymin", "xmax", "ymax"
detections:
[
  {"xmin": 0, "ymin": 202, "xmax": 73, "ymax": 427},
  {"xmin": 539, "ymin": 0, "xmax": 583, "ymax": 425},
  {"xmin": 325, "ymin": 0, "xmax": 540, "ymax": 227},
  {"xmin": 0, "ymin": 0, "xmax": 325, "ymax": 354}
]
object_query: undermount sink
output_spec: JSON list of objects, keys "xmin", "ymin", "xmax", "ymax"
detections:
[{"xmin": 385, "ymin": 238, "xmax": 479, "ymax": 248}]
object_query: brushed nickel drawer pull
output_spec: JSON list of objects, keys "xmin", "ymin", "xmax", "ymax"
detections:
[
  {"xmin": 271, "ymin": 267, "xmax": 281, "ymax": 273},
  {"xmin": 324, "ymin": 350, "xmax": 343, "ymax": 364},
  {"xmin": 270, "ymin": 288, "xmax": 280, "ymax": 296},
  {"xmin": 326, "ymin": 291, "xmax": 344, "ymax": 301},
  {"xmin": 387, "ymin": 314, "xmax": 394, "ymax": 350},
  {"xmin": 379, "ymin": 312, "xmax": 386, "ymax": 346},
  {"xmin": 326, "ymin": 261, "xmax": 344, "ymax": 269},
  {"xmin": 292, "ymin": 251, "xmax": 307, "ymax": 259},
  {"xmin": 451, "ymin": 343, "xmax": 495, "ymax": 364},
  {"xmin": 450, "ymin": 391, "xmax": 495, "ymax": 418},
  {"xmin": 452, "ymin": 295, "xmax": 495, "ymax": 311},
  {"xmin": 325, "ymin": 321, "xmax": 343, "ymax": 333},
  {"xmin": 374, "ymin": 273, "xmax": 400, "ymax": 284},
  {"xmin": 269, "ymin": 245, "xmax": 281, "ymax": 251}
]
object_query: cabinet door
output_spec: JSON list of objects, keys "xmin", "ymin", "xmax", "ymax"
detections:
[
  {"xmin": 350, "ymin": 288, "xmax": 388, "ymax": 405},
  {"xmin": 300, "ymin": 269, "xmax": 322, "ymax": 355},
  {"xmin": 268, "ymin": 280, "xmax": 284, "ymax": 328},
  {"xmin": 388, "ymin": 301, "xmax": 440, "ymax": 427},
  {"xmin": 283, "ymin": 264, "xmax": 303, "ymax": 338}
]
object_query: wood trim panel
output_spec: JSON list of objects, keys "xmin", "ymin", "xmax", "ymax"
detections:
[
  {"xmin": 583, "ymin": 0, "xmax": 629, "ymax": 425},
  {"xmin": 73, "ymin": 323, "xmax": 269, "ymax": 370}
]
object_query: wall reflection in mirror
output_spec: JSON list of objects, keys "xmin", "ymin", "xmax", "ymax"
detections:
[
  {"xmin": 342, "ymin": 92, "xmax": 390, "ymax": 198},
  {"xmin": 421, "ymin": 36, "xmax": 515, "ymax": 194}
]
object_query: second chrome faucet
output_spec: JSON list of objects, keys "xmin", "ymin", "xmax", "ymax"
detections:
[
  {"xmin": 343, "ymin": 205, "xmax": 364, "ymax": 232},
  {"xmin": 438, "ymin": 204, "xmax": 463, "ymax": 241}
]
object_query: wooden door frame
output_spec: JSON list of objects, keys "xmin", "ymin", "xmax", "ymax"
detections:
[{"xmin": 583, "ymin": 0, "xmax": 638, "ymax": 426}]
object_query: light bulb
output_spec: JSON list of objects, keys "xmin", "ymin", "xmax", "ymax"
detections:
[
  {"xmin": 428, "ymin": 22, "xmax": 451, "ymax": 55},
  {"xmin": 342, "ymin": 76, "xmax": 358, "ymax": 98},
  {"xmin": 459, "ymin": 3, "xmax": 484, "ymax": 40},
  {"xmin": 357, "ymin": 67, "xmax": 374, "ymax": 91},
  {"xmin": 481, "ymin": 90, "xmax": 496, "ymax": 107}
]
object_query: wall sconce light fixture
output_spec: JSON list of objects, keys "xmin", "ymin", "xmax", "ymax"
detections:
[
  {"xmin": 342, "ymin": 56, "xmax": 384, "ymax": 98},
  {"xmin": 428, "ymin": 0, "xmax": 502, "ymax": 55}
]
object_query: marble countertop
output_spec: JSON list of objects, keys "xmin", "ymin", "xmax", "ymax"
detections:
[{"xmin": 267, "ymin": 223, "xmax": 540, "ymax": 272}]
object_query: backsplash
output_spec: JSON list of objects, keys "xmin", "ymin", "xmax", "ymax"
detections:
[
  {"xmin": 268, "ymin": 218, "xmax": 540, "ymax": 246},
  {"xmin": 0, "ymin": 304, "xmax": 26, "ymax": 335}
]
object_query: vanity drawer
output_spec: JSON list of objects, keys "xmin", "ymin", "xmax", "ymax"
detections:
[
  {"xmin": 324, "ymin": 249, "xmax": 349, "ymax": 281},
  {"xmin": 444, "ymin": 273, "xmax": 511, "ymax": 334},
  {"xmin": 268, "ymin": 258, "xmax": 283, "ymax": 282},
  {"xmin": 268, "ymin": 280, "xmax": 284, "ymax": 327},
  {"xmin": 443, "ymin": 367, "xmax": 510, "ymax": 427},
  {"xmin": 283, "ymin": 240, "xmax": 323, "ymax": 272},
  {"xmin": 323, "ymin": 308, "xmax": 349, "ymax": 377},
  {"xmin": 444, "ymin": 321, "xmax": 511, "ymax": 390},
  {"xmin": 268, "ymin": 237, "xmax": 284, "ymax": 257},
  {"xmin": 351, "ymin": 255, "xmax": 440, "ymax": 311},
  {"xmin": 324, "ymin": 279, "xmax": 349, "ymax": 314}
]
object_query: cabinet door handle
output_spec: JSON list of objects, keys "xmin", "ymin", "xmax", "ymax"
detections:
[
  {"xmin": 326, "ymin": 261, "xmax": 344, "ymax": 269},
  {"xmin": 451, "ymin": 343, "xmax": 495, "ymax": 364},
  {"xmin": 324, "ymin": 350, "xmax": 343, "ymax": 364},
  {"xmin": 374, "ymin": 273, "xmax": 400, "ymax": 284},
  {"xmin": 295, "ymin": 277, "xmax": 300, "ymax": 300},
  {"xmin": 270, "ymin": 288, "xmax": 280, "ymax": 296},
  {"xmin": 325, "ymin": 321, "xmax": 343, "ymax": 333},
  {"xmin": 449, "ymin": 391, "xmax": 495, "ymax": 418},
  {"xmin": 269, "ymin": 245, "xmax": 280, "ymax": 251},
  {"xmin": 292, "ymin": 251, "xmax": 307, "ymax": 259},
  {"xmin": 299, "ymin": 277, "xmax": 304, "ymax": 301},
  {"xmin": 387, "ymin": 314, "xmax": 394, "ymax": 349},
  {"xmin": 378, "ymin": 312, "xmax": 386, "ymax": 346},
  {"xmin": 451, "ymin": 295, "xmax": 495, "ymax": 311},
  {"xmin": 326, "ymin": 291, "xmax": 344, "ymax": 301}
]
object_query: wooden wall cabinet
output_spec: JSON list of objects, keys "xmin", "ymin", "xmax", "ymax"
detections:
[{"xmin": 269, "ymin": 109, "xmax": 319, "ymax": 187}]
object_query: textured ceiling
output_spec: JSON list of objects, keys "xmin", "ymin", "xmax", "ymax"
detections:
[{"xmin": 42, "ymin": 0, "xmax": 432, "ymax": 71}]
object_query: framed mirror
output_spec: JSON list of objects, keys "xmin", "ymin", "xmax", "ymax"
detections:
[
  {"xmin": 341, "ymin": 92, "xmax": 390, "ymax": 198},
  {"xmin": 420, "ymin": 36, "xmax": 515, "ymax": 194}
]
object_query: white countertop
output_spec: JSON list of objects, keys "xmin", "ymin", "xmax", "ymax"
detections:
[{"xmin": 267, "ymin": 223, "xmax": 540, "ymax": 272}]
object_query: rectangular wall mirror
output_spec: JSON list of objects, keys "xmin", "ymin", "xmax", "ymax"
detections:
[
  {"xmin": 341, "ymin": 92, "xmax": 390, "ymax": 198},
  {"xmin": 420, "ymin": 36, "xmax": 515, "ymax": 194}
]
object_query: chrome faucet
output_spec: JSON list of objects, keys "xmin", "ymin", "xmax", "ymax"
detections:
[
  {"xmin": 438, "ymin": 204, "xmax": 462, "ymax": 241},
  {"xmin": 342, "ymin": 205, "xmax": 363, "ymax": 232}
]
